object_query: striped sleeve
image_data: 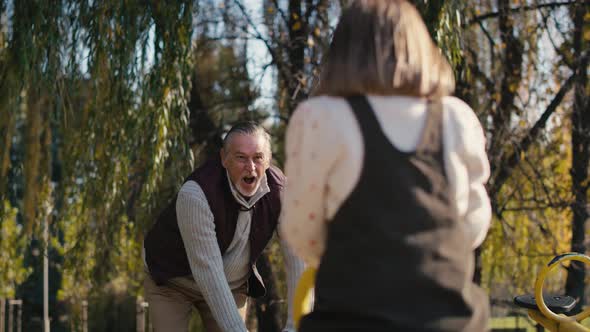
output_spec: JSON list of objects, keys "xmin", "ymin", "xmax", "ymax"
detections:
[
  {"xmin": 176, "ymin": 181, "xmax": 247, "ymax": 332},
  {"xmin": 279, "ymin": 231, "xmax": 305, "ymax": 332}
]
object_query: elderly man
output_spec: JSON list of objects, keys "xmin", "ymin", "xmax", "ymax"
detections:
[{"xmin": 143, "ymin": 121, "xmax": 304, "ymax": 332}]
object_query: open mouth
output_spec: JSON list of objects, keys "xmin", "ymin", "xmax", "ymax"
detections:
[{"xmin": 243, "ymin": 176, "xmax": 256, "ymax": 185}]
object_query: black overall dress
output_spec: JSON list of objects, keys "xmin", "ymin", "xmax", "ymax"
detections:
[{"xmin": 299, "ymin": 96, "xmax": 490, "ymax": 332}]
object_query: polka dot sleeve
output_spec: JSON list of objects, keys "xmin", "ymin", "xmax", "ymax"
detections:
[{"xmin": 280, "ymin": 101, "xmax": 339, "ymax": 268}]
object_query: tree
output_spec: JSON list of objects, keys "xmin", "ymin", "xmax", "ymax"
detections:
[
  {"xmin": 0, "ymin": 0, "xmax": 194, "ymax": 329},
  {"xmin": 564, "ymin": 0, "xmax": 589, "ymax": 312},
  {"xmin": 460, "ymin": 0, "xmax": 585, "ymax": 310}
]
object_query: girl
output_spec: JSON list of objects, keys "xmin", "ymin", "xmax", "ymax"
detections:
[{"xmin": 281, "ymin": 0, "xmax": 491, "ymax": 331}]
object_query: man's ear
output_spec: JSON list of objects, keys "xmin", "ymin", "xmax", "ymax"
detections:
[{"xmin": 220, "ymin": 149, "xmax": 228, "ymax": 168}]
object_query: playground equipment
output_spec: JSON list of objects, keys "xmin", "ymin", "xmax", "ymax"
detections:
[
  {"xmin": 293, "ymin": 268, "xmax": 316, "ymax": 330},
  {"xmin": 514, "ymin": 252, "xmax": 590, "ymax": 332},
  {"xmin": 294, "ymin": 253, "xmax": 590, "ymax": 331}
]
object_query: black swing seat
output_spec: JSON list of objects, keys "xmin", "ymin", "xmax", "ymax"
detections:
[{"xmin": 514, "ymin": 294, "xmax": 577, "ymax": 314}]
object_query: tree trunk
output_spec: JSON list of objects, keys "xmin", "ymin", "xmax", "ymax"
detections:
[
  {"xmin": 565, "ymin": 0, "xmax": 589, "ymax": 313},
  {"xmin": 471, "ymin": 0, "xmax": 523, "ymax": 286},
  {"xmin": 187, "ymin": 72, "xmax": 222, "ymax": 161},
  {"xmin": 285, "ymin": 0, "xmax": 307, "ymax": 116}
]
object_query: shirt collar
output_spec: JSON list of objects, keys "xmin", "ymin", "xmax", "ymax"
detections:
[{"xmin": 226, "ymin": 171, "xmax": 270, "ymax": 209}]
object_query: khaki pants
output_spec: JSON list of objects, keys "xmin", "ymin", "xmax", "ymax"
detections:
[{"xmin": 144, "ymin": 273, "xmax": 248, "ymax": 332}]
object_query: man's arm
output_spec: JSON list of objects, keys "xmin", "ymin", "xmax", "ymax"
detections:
[
  {"xmin": 176, "ymin": 181, "xmax": 247, "ymax": 332},
  {"xmin": 278, "ymin": 226, "xmax": 306, "ymax": 332}
]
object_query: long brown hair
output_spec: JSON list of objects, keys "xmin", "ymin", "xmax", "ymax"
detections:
[{"xmin": 313, "ymin": 0, "xmax": 455, "ymax": 99}]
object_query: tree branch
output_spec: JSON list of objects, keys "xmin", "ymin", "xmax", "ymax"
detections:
[
  {"xmin": 489, "ymin": 71, "xmax": 578, "ymax": 197},
  {"xmin": 304, "ymin": 0, "xmax": 327, "ymax": 29},
  {"xmin": 539, "ymin": 7, "xmax": 573, "ymax": 68},
  {"xmin": 467, "ymin": 1, "xmax": 577, "ymax": 26},
  {"xmin": 231, "ymin": 0, "xmax": 293, "ymax": 88},
  {"xmin": 271, "ymin": 0, "xmax": 289, "ymax": 26},
  {"xmin": 467, "ymin": 47, "xmax": 494, "ymax": 92}
]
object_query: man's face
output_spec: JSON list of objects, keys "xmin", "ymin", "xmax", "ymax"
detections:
[{"xmin": 221, "ymin": 133, "xmax": 271, "ymax": 198}]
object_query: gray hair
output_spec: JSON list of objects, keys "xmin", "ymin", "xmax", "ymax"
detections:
[{"xmin": 222, "ymin": 121, "xmax": 272, "ymax": 155}]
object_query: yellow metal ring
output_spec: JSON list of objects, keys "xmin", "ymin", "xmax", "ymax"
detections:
[
  {"xmin": 293, "ymin": 268, "xmax": 317, "ymax": 330},
  {"xmin": 535, "ymin": 253, "xmax": 590, "ymax": 323}
]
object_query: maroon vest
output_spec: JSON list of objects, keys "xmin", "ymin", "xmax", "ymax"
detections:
[{"xmin": 144, "ymin": 156, "xmax": 284, "ymax": 298}]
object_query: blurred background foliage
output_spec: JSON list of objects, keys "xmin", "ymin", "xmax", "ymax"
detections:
[{"xmin": 0, "ymin": 0, "xmax": 587, "ymax": 331}]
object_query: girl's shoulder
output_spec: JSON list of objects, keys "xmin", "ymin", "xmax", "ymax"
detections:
[
  {"xmin": 291, "ymin": 96, "xmax": 353, "ymax": 129},
  {"xmin": 294, "ymin": 95, "xmax": 483, "ymax": 128},
  {"xmin": 441, "ymin": 96, "xmax": 483, "ymax": 128},
  {"xmin": 441, "ymin": 96, "xmax": 476, "ymax": 115},
  {"xmin": 295, "ymin": 95, "xmax": 350, "ymax": 113}
]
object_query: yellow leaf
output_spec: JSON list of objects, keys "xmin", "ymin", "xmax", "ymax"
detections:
[
  {"xmin": 314, "ymin": 27, "xmax": 321, "ymax": 37},
  {"xmin": 95, "ymin": 143, "xmax": 103, "ymax": 159},
  {"xmin": 519, "ymin": 120, "xmax": 526, "ymax": 128},
  {"xmin": 509, "ymin": 82, "xmax": 518, "ymax": 93},
  {"xmin": 292, "ymin": 21, "xmax": 302, "ymax": 31},
  {"xmin": 267, "ymin": 6, "xmax": 274, "ymax": 14}
]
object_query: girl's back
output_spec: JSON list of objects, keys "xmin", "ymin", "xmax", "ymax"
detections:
[
  {"xmin": 282, "ymin": 95, "xmax": 490, "ymax": 331},
  {"xmin": 280, "ymin": 0, "xmax": 492, "ymax": 330}
]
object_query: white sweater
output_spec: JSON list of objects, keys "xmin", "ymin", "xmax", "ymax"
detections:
[
  {"xmin": 280, "ymin": 95, "xmax": 491, "ymax": 268},
  {"xmin": 176, "ymin": 173, "xmax": 304, "ymax": 332}
]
